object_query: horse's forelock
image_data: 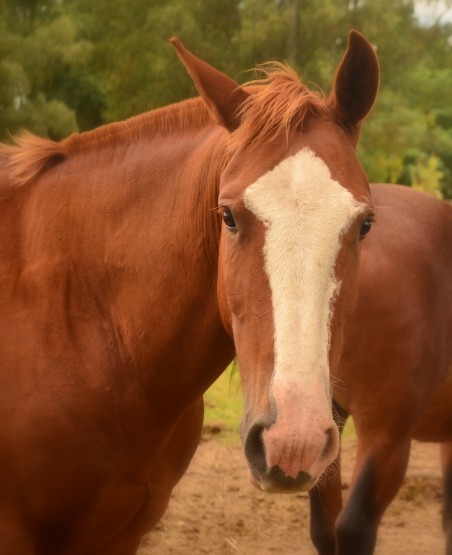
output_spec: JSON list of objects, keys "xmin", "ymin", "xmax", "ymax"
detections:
[{"xmin": 229, "ymin": 64, "xmax": 332, "ymax": 152}]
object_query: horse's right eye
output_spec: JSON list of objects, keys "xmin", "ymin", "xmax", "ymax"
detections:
[
  {"xmin": 359, "ymin": 215, "xmax": 373, "ymax": 240},
  {"xmin": 222, "ymin": 208, "xmax": 237, "ymax": 231}
]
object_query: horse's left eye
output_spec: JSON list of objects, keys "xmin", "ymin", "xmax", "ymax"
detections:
[
  {"xmin": 359, "ymin": 217, "xmax": 373, "ymax": 239},
  {"xmin": 222, "ymin": 208, "xmax": 237, "ymax": 231}
]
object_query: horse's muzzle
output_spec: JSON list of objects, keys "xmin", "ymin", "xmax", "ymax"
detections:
[{"xmin": 243, "ymin": 415, "xmax": 338, "ymax": 493}]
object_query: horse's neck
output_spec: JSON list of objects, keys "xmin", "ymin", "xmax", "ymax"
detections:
[
  {"xmin": 102, "ymin": 126, "xmax": 233, "ymax": 387},
  {"xmin": 124, "ymin": 129, "xmax": 235, "ymax": 403},
  {"xmin": 6, "ymin": 120, "xmax": 234, "ymax": 405}
]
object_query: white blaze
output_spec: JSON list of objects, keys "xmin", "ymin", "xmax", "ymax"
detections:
[{"xmin": 244, "ymin": 147, "xmax": 365, "ymax": 397}]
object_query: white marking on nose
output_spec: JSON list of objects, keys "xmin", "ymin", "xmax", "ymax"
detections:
[{"xmin": 244, "ymin": 147, "xmax": 365, "ymax": 397}]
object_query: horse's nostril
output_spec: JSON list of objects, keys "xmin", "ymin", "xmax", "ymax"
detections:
[
  {"xmin": 244, "ymin": 420, "xmax": 270, "ymax": 478},
  {"xmin": 321, "ymin": 425, "xmax": 339, "ymax": 463}
]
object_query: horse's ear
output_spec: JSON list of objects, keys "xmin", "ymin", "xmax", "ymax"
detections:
[
  {"xmin": 329, "ymin": 30, "xmax": 379, "ymax": 143},
  {"xmin": 170, "ymin": 37, "xmax": 249, "ymax": 132}
]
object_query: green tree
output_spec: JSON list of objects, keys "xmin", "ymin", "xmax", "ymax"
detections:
[
  {"xmin": 68, "ymin": 0, "xmax": 242, "ymax": 121},
  {"xmin": 1, "ymin": 0, "xmax": 451, "ymax": 198},
  {"xmin": 0, "ymin": 0, "xmax": 103, "ymax": 138}
]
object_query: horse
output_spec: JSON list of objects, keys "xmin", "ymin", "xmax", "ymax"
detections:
[
  {"xmin": 308, "ymin": 183, "xmax": 452, "ymax": 555},
  {"xmin": 0, "ymin": 31, "xmax": 378, "ymax": 554}
]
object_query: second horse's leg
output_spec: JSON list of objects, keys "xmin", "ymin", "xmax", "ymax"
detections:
[
  {"xmin": 309, "ymin": 401, "xmax": 348, "ymax": 555},
  {"xmin": 334, "ymin": 431, "xmax": 412, "ymax": 555}
]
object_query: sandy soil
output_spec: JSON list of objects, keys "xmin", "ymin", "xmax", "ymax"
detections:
[{"xmin": 139, "ymin": 429, "xmax": 444, "ymax": 555}]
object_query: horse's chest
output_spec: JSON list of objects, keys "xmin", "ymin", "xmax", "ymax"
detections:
[{"xmin": 0, "ymin": 392, "xmax": 203, "ymax": 553}]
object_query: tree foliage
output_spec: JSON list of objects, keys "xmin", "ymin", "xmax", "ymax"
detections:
[{"xmin": 1, "ymin": 0, "xmax": 451, "ymax": 197}]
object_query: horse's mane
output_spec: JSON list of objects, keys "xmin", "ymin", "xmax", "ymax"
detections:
[
  {"xmin": 0, "ymin": 63, "xmax": 331, "ymax": 187},
  {"xmin": 0, "ymin": 98, "xmax": 210, "ymax": 187}
]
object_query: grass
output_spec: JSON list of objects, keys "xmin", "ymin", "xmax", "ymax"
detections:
[
  {"xmin": 204, "ymin": 364, "xmax": 242, "ymax": 442},
  {"xmin": 204, "ymin": 364, "xmax": 355, "ymax": 442}
]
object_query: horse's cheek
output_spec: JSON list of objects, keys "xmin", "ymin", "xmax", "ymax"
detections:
[{"xmin": 216, "ymin": 235, "xmax": 233, "ymax": 337}]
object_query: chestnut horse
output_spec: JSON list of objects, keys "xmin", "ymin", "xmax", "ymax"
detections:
[
  {"xmin": 0, "ymin": 32, "xmax": 378, "ymax": 554},
  {"xmin": 309, "ymin": 183, "xmax": 452, "ymax": 555}
]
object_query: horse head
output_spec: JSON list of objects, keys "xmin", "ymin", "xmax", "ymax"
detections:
[{"xmin": 172, "ymin": 31, "xmax": 379, "ymax": 493}]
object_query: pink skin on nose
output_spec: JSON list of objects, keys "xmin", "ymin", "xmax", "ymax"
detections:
[{"xmin": 262, "ymin": 378, "xmax": 339, "ymax": 480}]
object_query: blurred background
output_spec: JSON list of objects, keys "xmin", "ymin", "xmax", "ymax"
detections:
[{"xmin": 1, "ymin": 0, "xmax": 451, "ymax": 197}]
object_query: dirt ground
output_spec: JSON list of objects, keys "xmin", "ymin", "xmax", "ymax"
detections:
[{"xmin": 139, "ymin": 429, "xmax": 444, "ymax": 555}]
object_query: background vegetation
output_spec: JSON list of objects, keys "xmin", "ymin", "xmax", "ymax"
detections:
[
  {"xmin": 204, "ymin": 368, "xmax": 243, "ymax": 442},
  {"xmin": 1, "ymin": 0, "xmax": 451, "ymax": 197}
]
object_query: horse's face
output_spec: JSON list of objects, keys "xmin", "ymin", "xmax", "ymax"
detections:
[
  {"xmin": 216, "ymin": 124, "xmax": 373, "ymax": 492},
  {"xmin": 172, "ymin": 30, "xmax": 379, "ymax": 492}
]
